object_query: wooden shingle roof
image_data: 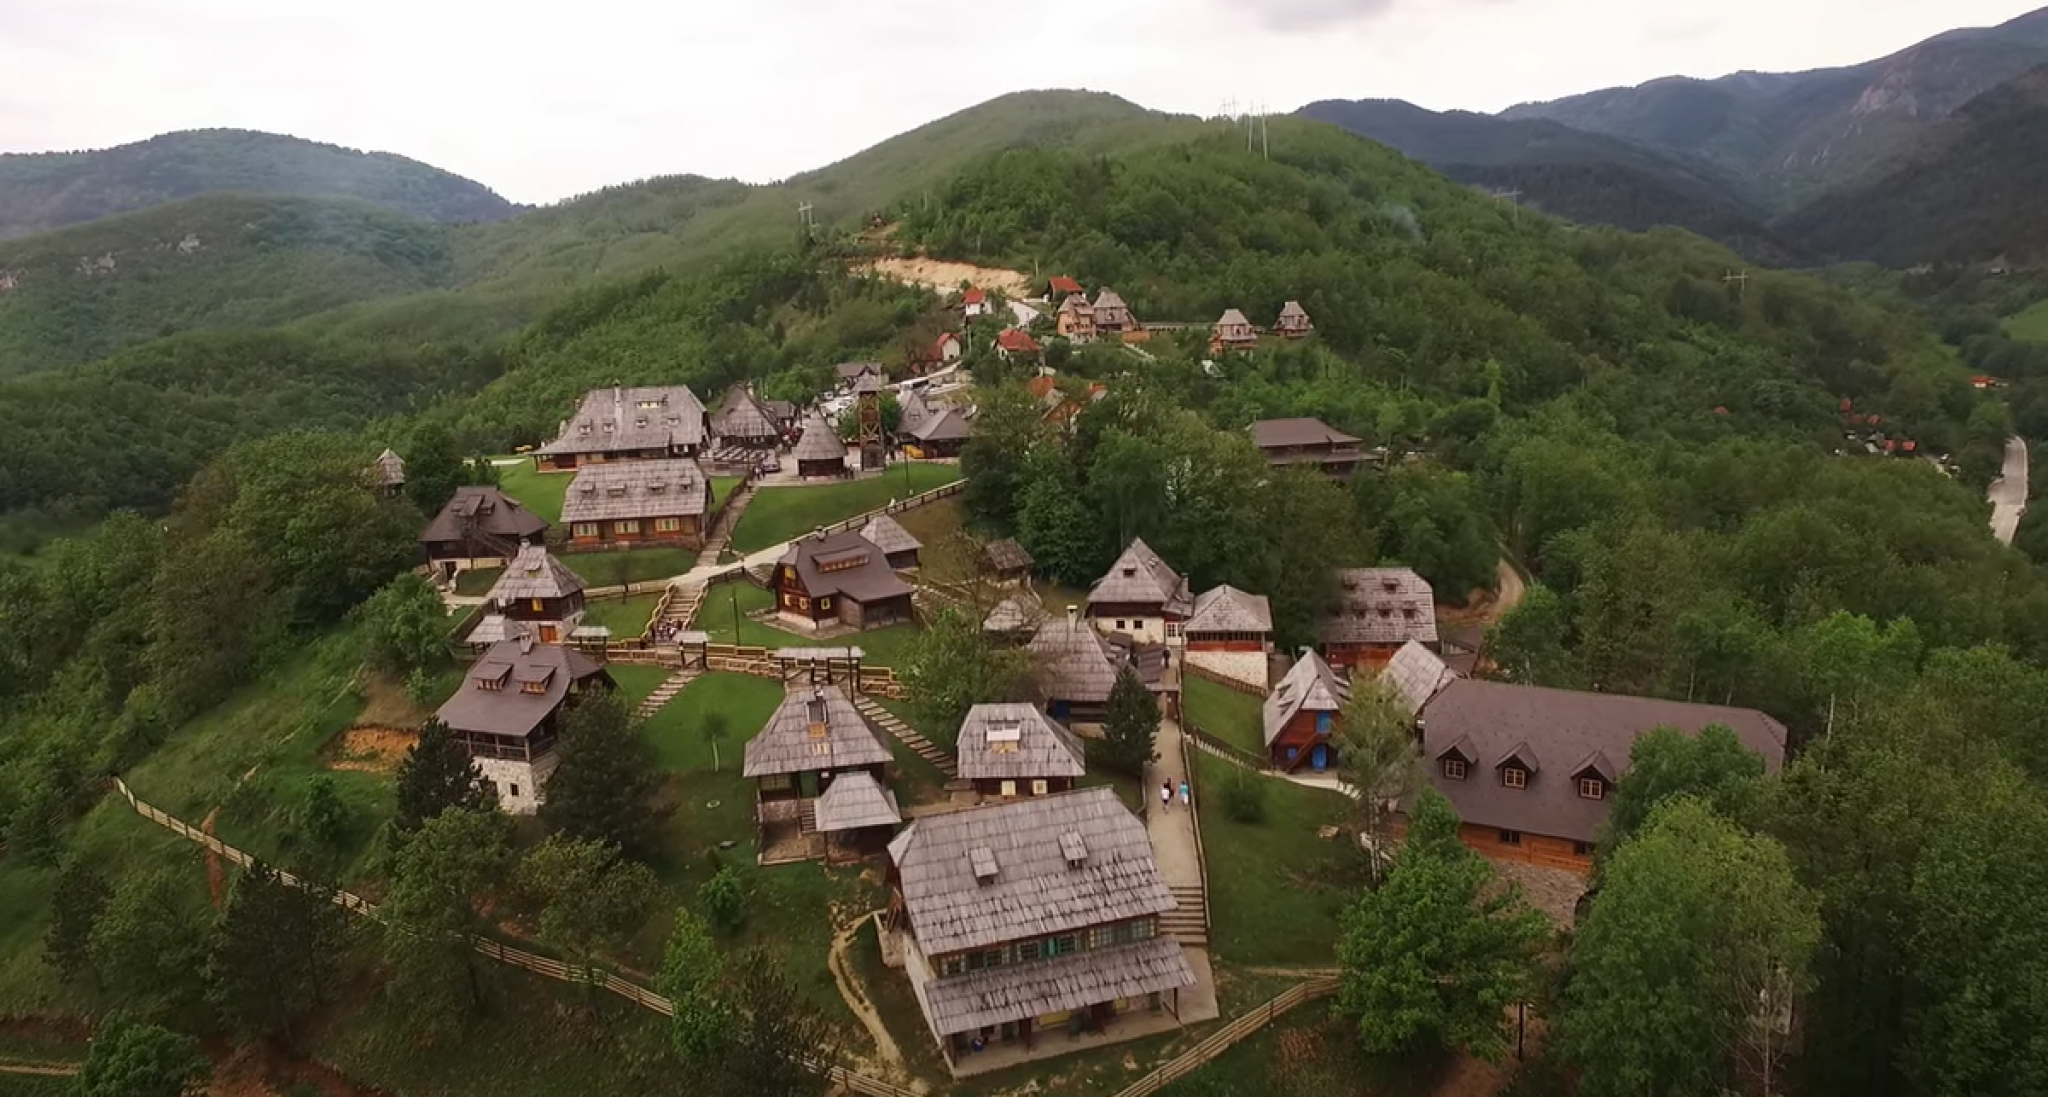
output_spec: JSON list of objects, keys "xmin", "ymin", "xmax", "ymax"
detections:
[
  {"xmin": 793, "ymin": 415, "xmax": 850, "ymax": 463},
  {"xmin": 419, "ymin": 486, "xmax": 550, "ymax": 544},
  {"xmin": 858, "ymin": 514, "xmax": 921, "ymax": 557},
  {"xmin": 1186, "ymin": 585, "xmax": 1272, "ymax": 635},
  {"xmin": 487, "ymin": 544, "xmax": 585, "ymax": 602},
  {"xmin": 1263, "ymin": 649, "xmax": 1349, "ymax": 746},
  {"xmin": 711, "ymin": 385, "xmax": 779, "ymax": 441},
  {"xmin": 742, "ymin": 685, "xmax": 893, "ymax": 778},
  {"xmin": 917, "ymin": 935, "xmax": 1194, "ymax": 1035},
  {"xmin": 1383, "ymin": 640, "xmax": 1457, "ymax": 716},
  {"xmin": 559, "ymin": 459, "xmax": 710, "ymax": 524},
  {"xmin": 1028, "ymin": 610, "xmax": 1125, "ymax": 705},
  {"xmin": 955, "ymin": 704, "xmax": 1087, "ymax": 782},
  {"xmin": 373, "ymin": 448, "xmax": 406, "ymax": 487},
  {"xmin": 1088, "ymin": 538, "xmax": 1193, "ymax": 615},
  {"xmin": 813, "ymin": 771, "xmax": 902, "ymax": 832},
  {"xmin": 887, "ymin": 787, "xmax": 1176, "ymax": 956},
  {"xmin": 1322, "ymin": 568, "xmax": 1438, "ymax": 646},
  {"xmin": 983, "ymin": 538, "xmax": 1034, "ymax": 572},
  {"xmin": 436, "ymin": 638, "xmax": 608, "ymax": 740},
  {"xmin": 535, "ymin": 386, "xmax": 706, "ymax": 455}
]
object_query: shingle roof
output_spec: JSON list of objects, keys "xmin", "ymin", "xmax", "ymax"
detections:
[
  {"xmin": 813, "ymin": 771, "xmax": 903, "ymax": 832},
  {"xmin": 1028, "ymin": 611, "xmax": 1125, "ymax": 705},
  {"xmin": 983, "ymin": 538, "xmax": 1034, "ymax": 573},
  {"xmin": 899, "ymin": 390, "xmax": 937, "ymax": 432},
  {"xmin": 858, "ymin": 514, "xmax": 922, "ymax": 557},
  {"xmin": 1058, "ymin": 293, "xmax": 1091, "ymax": 315},
  {"xmin": 793, "ymin": 415, "xmax": 850, "ymax": 463},
  {"xmin": 917, "ymin": 935, "xmax": 1195, "ymax": 1035},
  {"xmin": 1323, "ymin": 568, "xmax": 1438, "ymax": 646},
  {"xmin": 559, "ymin": 459, "xmax": 710, "ymax": 524},
  {"xmin": 1278, "ymin": 300, "xmax": 1311, "ymax": 323},
  {"xmin": 763, "ymin": 399, "xmax": 798, "ymax": 424},
  {"xmin": 983, "ymin": 595, "xmax": 1045, "ymax": 634},
  {"xmin": 1383, "ymin": 640, "xmax": 1458, "ymax": 716},
  {"xmin": 1216, "ymin": 308, "xmax": 1252, "ymax": 329},
  {"xmin": 777, "ymin": 529, "xmax": 915, "ymax": 603},
  {"xmin": 956, "ymin": 704, "xmax": 1087, "ymax": 781},
  {"xmin": 436, "ymin": 638, "xmax": 608, "ymax": 740},
  {"xmin": 1049, "ymin": 276, "xmax": 1083, "ymax": 295},
  {"xmin": 912, "ymin": 408, "xmax": 974, "ymax": 444},
  {"xmin": 420, "ymin": 486, "xmax": 550, "ymax": 544},
  {"xmin": 711, "ymin": 386, "xmax": 779, "ymax": 441},
  {"xmin": 836, "ymin": 361, "xmax": 884, "ymax": 382},
  {"xmin": 1263, "ymin": 649, "xmax": 1349, "ymax": 746},
  {"xmin": 373, "ymin": 448, "xmax": 406, "ymax": 487},
  {"xmin": 487, "ymin": 544, "xmax": 585, "ymax": 602},
  {"xmin": 888, "ymin": 787, "xmax": 1177, "ymax": 955},
  {"xmin": 1093, "ymin": 288, "xmax": 1129, "ymax": 312},
  {"xmin": 464, "ymin": 613, "xmax": 530, "ymax": 647},
  {"xmin": 1186, "ymin": 585, "xmax": 1272, "ymax": 635},
  {"xmin": 1417, "ymin": 679, "xmax": 1789, "ymax": 843},
  {"xmin": 535, "ymin": 386, "xmax": 706, "ymax": 456},
  {"xmin": 742, "ymin": 685, "xmax": 894, "ymax": 778},
  {"xmin": 1250, "ymin": 418, "xmax": 1360, "ymax": 450},
  {"xmin": 1088, "ymin": 539, "xmax": 1193, "ymax": 616}
]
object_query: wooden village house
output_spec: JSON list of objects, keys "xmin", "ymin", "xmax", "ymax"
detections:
[
  {"xmin": 532, "ymin": 385, "xmax": 709, "ymax": 471},
  {"xmin": 813, "ymin": 770, "xmax": 904, "ymax": 862},
  {"xmin": 836, "ymin": 361, "xmax": 886, "ymax": 391},
  {"xmin": 885, "ymin": 788, "xmax": 1198, "ymax": 1072},
  {"xmin": 418, "ymin": 486, "xmax": 549, "ymax": 579},
  {"xmin": 1090, "ymin": 288, "xmax": 1135, "ymax": 334},
  {"xmin": 955, "ymin": 704, "xmax": 1087, "ymax": 800},
  {"xmin": 711, "ymin": 385, "xmax": 781, "ymax": 448},
  {"xmin": 1263, "ymin": 648, "xmax": 1348, "ymax": 773},
  {"xmin": 435, "ymin": 637, "xmax": 615, "ymax": 814},
  {"xmin": 856, "ymin": 514, "xmax": 923, "ymax": 570},
  {"xmin": 1210, "ymin": 308, "xmax": 1258, "ymax": 354},
  {"xmin": 743, "ymin": 685, "xmax": 896, "ymax": 859},
  {"xmin": 1250, "ymin": 418, "xmax": 1370, "ymax": 479},
  {"xmin": 995, "ymin": 328, "xmax": 1042, "ymax": 360},
  {"xmin": 1086, "ymin": 538, "xmax": 1194, "ymax": 649},
  {"xmin": 1275, "ymin": 300, "xmax": 1312, "ymax": 338},
  {"xmin": 372, "ymin": 448, "xmax": 406, "ymax": 496},
  {"xmin": 471, "ymin": 544, "xmax": 587, "ymax": 645},
  {"xmin": 1182, "ymin": 585, "xmax": 1273, "ymax": 690},
  {"xmin": 1321, "ymin": 567, "xmax": 1438, "ymax": 670},
  {"xmin": 906, "ymin": 406, "xmax": 974, "ymax": 459},
  {"xmin": 961, "ymin": 287, "xmax": 992, "ymax": 319},
  {"xmin": 763, "ymin": 397, "xmax": 801, "ymax": 436},
  {"xmin": 792, "ymin": 415, "xmax": 853, "ymax": 478},
  {"xmin": 1387, "ymin": 642, "xmax": 1787, "ymax": 872},
  {"xmin": 1056, "ymin": 295, "xmax": 1097, "ymax": 343},
  {"xmin": 560, "ymin": 459, "xmax": 713, "ymax": 550},
  {"xmin": 1046, "ymin": 275, "xmax": 1083, "ymax": 299},
  {"xmin": 981, "ymin": 538, "xmax": 1035, "ymax": 585},
  {"xmin": 1028, "ymin": 607, "xmax": 1127, "ymax": 724},
  {"xmin": 772, "ymin": 528, "xmax": 917, "ymax": 631}
]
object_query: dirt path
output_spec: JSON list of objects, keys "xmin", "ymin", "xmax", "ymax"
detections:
[
  {"xmin": 826, "ymin": 912, "xmax": 916, "ymax": 1088},
  {"xmin": 1990, "ymin": 435, "xmax": 2029, "ymax": 545},
  {"xmin": 0, "ymin": 1061, "xmax": 80, "ymax": 1076}
]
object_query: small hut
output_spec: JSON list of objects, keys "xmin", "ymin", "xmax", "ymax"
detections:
[
  {"xmin": 1027, "ymin": 606, "xmax": 1126, "ymax": 724},
  {"xmin": 981, "ymin": 538, "xmax": 1035, "ymax": 585},
  {"xmin": 793, "ymin": 415, "xmax": 852, "ymax": 479},
  {"xmin": 372, "ymin": 448, "xmax": 406, "ymax": 496},
  {"xmin": 813, "ymin": 771, "xmax": 902, "ymax": 862},
  {"xmin": 743, "ymin": 685, "xmax": 894, "ymax": 862},
  {"xmin": 1276, "ymin": 300, "xmax": 1313, "ymax": 338},
  {"xmin": 955, "ymin": 704, "xmax": 1086, "ymax": 800},
  {"xmin": 858, "ymin": 514, "xmax": 923, "ymax": 570},
  {"xmin": 712, "ymin": 385, "xmax": 781, "ymax": 448}
]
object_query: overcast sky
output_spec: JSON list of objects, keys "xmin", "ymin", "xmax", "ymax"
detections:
[{"xmin": 1, "ymin": 0, "xmax": 2039, "ymax": 205}]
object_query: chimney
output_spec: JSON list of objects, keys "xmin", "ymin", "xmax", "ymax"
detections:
[{"xmin": 1067, "ymin": 604, "xmax": 1080, "ymax": 631}]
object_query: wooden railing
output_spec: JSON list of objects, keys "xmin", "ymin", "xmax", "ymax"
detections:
[
  {"xmin": 815, "ymin": 477, "xmax": 966, "ymax": 540},
  {"xmin": 1185, "ymin": 723, "xmax": 1277, "ymax": 774},
  {"xmin": 1178, "ymin": 729, "xmax": 1213, "ymax": 945},
  {"xmin": 1183, "ymin": 661, "xmax": 1270, "ymax": 698},
  {"xmin": 1109, "ymin": 977, "xmax": 1339, "ymax": 1097}
]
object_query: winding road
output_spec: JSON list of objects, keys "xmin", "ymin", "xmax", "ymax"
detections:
[{"xmin": 1990, "ymin": 435, "xmax": 2030, "ymax": 546}]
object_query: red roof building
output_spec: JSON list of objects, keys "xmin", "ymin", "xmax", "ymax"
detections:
[
  {"xmin": 963, "ymin": 287, "xmax": 986, "ymax": 304},
  {"xmin": 996, "ymin": 328, "xmax": 1042, "ymax": 357},
  {"xmin": 1048, "ymin": 275, "xmax": 1083, "ymax": 296}
]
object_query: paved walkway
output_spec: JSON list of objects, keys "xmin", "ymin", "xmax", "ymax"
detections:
[
  {"xmin": 1144, "ymin": 718, "xmax": 1202, "ymax": 890},
  {"xmin": 1990, "ymin": 435, "xmax": 2029, "ymax": 545}
]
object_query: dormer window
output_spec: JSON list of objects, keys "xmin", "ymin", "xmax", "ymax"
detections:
[
  {"xmin": 601, "ymin": 422, "xmax": 616, "ymax": 433},
  {"xmin": 1502, "ymin": 766, "xmax": 1528, "ymax": 790},
  {"xmin": 635, "ymin": 417, "xmax": 648, "ymax": 428},
  {"xmin": 577, "ymin": 423, "xmax": 592, "ymax": 435},
  {"xmin": 986, "ymin": 721, "xmax": 1022, "ymax": 754},
  {"xmin": 1441, "ymin": 758, "xmax": 1468, "ymax": 781},
  {"xmin": 1578, "ymin": 777, "xmax": 1606, "ymax": 800}
]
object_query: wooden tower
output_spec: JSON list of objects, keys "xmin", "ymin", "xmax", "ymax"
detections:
[{"xmin": 855, "ymin": 374, "xmax": 886, "ymax": 471}]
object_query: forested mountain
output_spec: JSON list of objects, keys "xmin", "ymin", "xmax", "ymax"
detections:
[
  {"xmin": 0, "ymin": 129, "xmax": 516, "ymax": 239},
  {"xmin": 1297, "ymin": 98, "xmax": 1803, "ymax": 265},
  {"xmin": 0, "ymin": 192, "xmax": 457, "ymax": 376},
  {"xmin": 1777, "ymin": 66, "xmax": 2048, "ymax": 267},
  {"xmin": 1504, "ymin": 6, "xmax": 2048, "ymax": 209}
]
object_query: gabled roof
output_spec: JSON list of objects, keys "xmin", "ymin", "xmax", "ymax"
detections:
[
  {"xmin": 763, "ymin": 398, "xmax": 799, "ymax": 423},
  {"xmin": 1322, "ymin": 568, "xmax": 1438, "ymax": 646},
  {"xmin": 1093, "ymin": 288, "xmax": 1129, "ymax": 312},
  {"xmin": 1028, "ymin": 610, "xmax": 1125, "ymax": 705},
  {"xmin": 1383, "ymin": 640, "xmax": 1458, "ymax": 716},
  {"xmin": 1250, "ymin": 417, "xmax": 1361, "ymax": 450},
  {"xmin": 792, "ymin": 415, "xmax": 851, "ymax": 463},
  {"xmin": 1263, "ymin": 649, "xmax": 1349, "ymax": 746},
  {"xmin": 1495, "ymin": 740, "xmax": 1542, "ymax": 773},
  {"xmin": 983, "ymin": 594, "xmax": 1045, "ymax": 634},
  {"xmin": 742, "ymin": 685, "xmax": 894, "ymax": 778},
  {"xmin": 1570, "ymin": 748, "xmax": 1618, "ymax": 782},
  {"xmin": 836, "ymin": 361, "xmax": 885, "ymax": 382},
  {"xmin": 777, "ymin": 528, "xmax": 915, "ymax": 603},
  {"xmin": 858, "ymin": 514, "xmax": 922, "ymax": 557},
  {"xmin": 961, "ymin": 287, "xmax": 987, "ymax": 305},
  {"xmin": 1186, "ymin": 585, "xmax": 1273, "ymax": 635},
  {"xmin": 535, "ymin": 386, "xmax": 706, "ymax": 455},
  {"xmin": 813, "ymin": 771, "xmax": 902, "ymax": 832},
  {"xmin": 420, "ymin": 486, "xmax": 550, "ymax": 544},
  {"xmin": 559, "ymin": 459, "xmax": 710, "ymax": 524},
  {"xmin": 912, "ymin": 408, "xmax": 975, "ymax": 444},
  {"xmin": 983, "ymin": 538, "xmax": 1034, "ymax": 572},
  {"xmin": 373, "ymin": 448, "xmax": 406, "ymax": 487},
  {"xmin": 996, "ymin": 328, "xmax": 1041, "ymax": 353},
  {"xmin": 711, "ymin": 385, "xmax": 779, "ymax": 441},
  {"xmin": 1048, "ymin": 275, "xmax": 1083, "ymax": 294},
  {"xmin": 488, "ymin": 544, "xmax": 585, "ymax": 602},
  {"xmin": 956, "ymin": 704, "xmax": 1087, "ymax": 781},
  {"xmin": 888, "ymin": 787, "xmax": 1177, "ymax": 955},
  {"xmin": 917, "ymin": 935, "xmax": 1194, "ymax": 1036},
  {"xmin": 1088, "ymin": 538, "xmax": 1194, "ymax": 616},
  {"xmin": 464, "ymin": 613, "xmax": 530, "ymax": 647},
  {"xmin": 436, "ymin": 638, "xmax": 608, "ymax": 740},
  {"xmin": 1216, "ymin": 308, "xmax": 1252, "ymax": 329},
  {"xmin": 1417, "ymin": 678, "xmax": 1789, "ymax": 843},
  {"xmin": 1058, "ymin": 293, "xmax": 1092, "ymax": 315}
]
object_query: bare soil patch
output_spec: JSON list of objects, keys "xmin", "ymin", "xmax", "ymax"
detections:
[
  {"xmin": 325, "ymin": 727, "xmax": 417, "ymax": 774},
  {"xmin": 355, "ymin": 671, "xmax": 427, "ymax": 730},
  {"xmin": 859, "ymin": 256, "xmax": 1033, "ymax": 298}
]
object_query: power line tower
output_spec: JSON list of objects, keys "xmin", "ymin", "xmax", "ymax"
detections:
[
  {"xmin": 1724, "ymin": 269, "xmax": 1750, "ymax": 299},
  {"xmin": 797, "ymin": 201, "xmax": 817, "ymax": 240},
  {"xmin": 1491, "ymin": 189, "xmax": 1523, "ymax": 223}
]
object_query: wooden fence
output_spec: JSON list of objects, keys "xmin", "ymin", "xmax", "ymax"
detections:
[
  {"xmin": 815, "ymin": 477, "xmax": 966, "ymax": 540},
  {"xmin": 1185, "ymin": 723, "xmax": 1277, "ymax": 774},
  {"xmin": 1178, "ymin": 730, "xmax": 1213, "ymax": 945},
  {"xmin": 1108, "ymin": 977, "xmax": 1339, "ymax": 1097},
  {"xmin": 1183, "ymin": 661, "xmax": 1269, "ymax": 698}
]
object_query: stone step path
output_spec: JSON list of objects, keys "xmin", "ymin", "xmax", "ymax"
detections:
[
  {"xmin": 852, "ymin": 696, "xmax": 957, "ymax": 778},
  {"xmin": 697, "ymin": 481, "xmax": 760, "ymax": 569},
  {"xmin": 635, "ymin": 668, "xmax": 699, "ymax": 720},
  {"xmin": 1163, "ymin": 885, "xmax": 1209, "ymax": 946}
]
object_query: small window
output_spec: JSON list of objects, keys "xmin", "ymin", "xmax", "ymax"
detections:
[
  {"xmin": 1316, "ymin": 711, "xmax": 1333, "ymax": 735},
  {"xmin": 509, "ymin": 784, "xmax": 520, "ymax": 798},
  {"xmin": 530, "ymin": 598, "xmax": 544, "ymax": 613},
  {"xmin": 1116, "ymin": 620, "xmax": 1127, "ymax": 631},
  {"xmin": 1441, "ymin": 758, "xmax": 1468, "ymax": 780},
  {"xmin": 1285, "ymin": 746, "xmax": 1298, "ymax": 761},
  {"xmin": 1017, "ymin": 940, "xmax": 1043, "ymax": 962},
  {"xmin": 655, "ymin": 517, "xmax": 682, "ymax": 533},
  {"xmin": 1502, "ymin": 767, "xmax": 1527, "ymax": 790},
  {"xmin": 1031, "ymin": 779, "xmax": 1049, "ymax": 796},
  {"xmin": 982, "ymin": 949, "xmax": 1005, "ymax": 969},
  {"xmin": 999, "ymin": 780, "xmax": 1017, "ymax": 798},
  {"xmin": 1578, "ymin": 777, "xmax": 1605, "ymax": 800},
  {"xmin": 1573, "ymin": 841, "xmax": 1595, "ymax": 857},
  {"xmin": 616, "ymin": 520, "xmax": 641, "ymax": 534},
  {"xmin": 572, "ymin": 522, "xmax": 598, "ymax": 538},
  {"xmin": 1498, "ymin": 829, "xmax": 1522, "ymax": 846}
]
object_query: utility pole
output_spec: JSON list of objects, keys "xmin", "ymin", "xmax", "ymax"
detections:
[
  {"xmin": 1492, "ymin": 189, "xmax": 1523, "ymax": 223},
  {"xmin": 797, "ymin": 201, "xmax": 816, "ymax": 241},
  {"xmin": 1725, "ymin": 269, "xmax": 1750, "ymax": 298}
]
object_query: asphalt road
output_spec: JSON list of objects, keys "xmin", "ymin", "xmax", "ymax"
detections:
[{"xmin": 1989, "ymin": 435, "xmax": 2030, "ymax": 546}]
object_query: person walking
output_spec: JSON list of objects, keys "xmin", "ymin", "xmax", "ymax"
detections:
[
  {"xmin": 1179, "ymin": 779, "xmax": 1191, "ymax": 810},
  {"xmin": 1161, "ymin": 781, "xmax": 1173, "ymax": 812}
]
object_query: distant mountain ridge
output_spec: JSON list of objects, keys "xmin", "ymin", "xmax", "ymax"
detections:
[
  {"xmin": 1502, "ymin": 6, "xmax": 2048, "ymax": 209},
  {"xmin": 0, "ymin": 129, "xmax": 518, "ymax": 239},
  {"xmin": 1296, "ymin": 98, "xmax": 1806, "ymax": 265}
]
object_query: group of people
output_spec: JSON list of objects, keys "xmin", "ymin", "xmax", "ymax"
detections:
[
  {"xmin": 650, "ymin": 619, "xmax": 690, "ymax": 645},
  {"xmin": 1160, "ymin": 779, "xmax": 1191, "ymax": 811}
]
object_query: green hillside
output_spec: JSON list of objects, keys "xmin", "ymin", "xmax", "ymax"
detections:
[
  {"xmin": 0, "ymin": 192, "xmax": 458, "ymax": 376},
  {"xmin": 0, "ymin": 128, "xmax": 515, "ymax": 239}
]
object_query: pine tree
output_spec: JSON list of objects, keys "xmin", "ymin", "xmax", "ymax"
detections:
[
  {"xmin": 206, "ymin": 862, "xmax": 347, "ymax": 1044},
  {"xmin": 538, "ymin": 691, "xmax": 665, "ymax": 861},
  {"xmin": 393, "ymin": 719, "xmax": 495, "ymax": 832},
  {"xmin": 42, "ymin": 859, "xmax": 109, "ymax": 982},
  {"xmin": 1094, "ymin": 670, "xmax": 1159, "ymax": 778}
]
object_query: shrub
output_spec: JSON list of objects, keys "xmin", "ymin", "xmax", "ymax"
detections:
[
  {"xmin": 699, "ymin": 866, "xmax": 746, "ymax": 935},
  {"xmin": 1220, "ymin": 767, "xmax": 1269, "ymax": 825}
]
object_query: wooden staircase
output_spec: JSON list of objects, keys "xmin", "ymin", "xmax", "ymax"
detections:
[
  {"xmin": 851, "ymin": 696, "xmax": 957, "ymax": 779},
  {"xmin": 635, "ymin": 668, "xmax": 699, "ymax": 720},
  {"xmin": 1162, "ymin": 885, "xmax": 1209, "ymax": 947},
  {"xmin": 798, "ymin": 798, "xmax": 819, "ymax": 835},
  {"xmin": 660, "ymin": 582, "xmax": 705, "ymax": 631}
]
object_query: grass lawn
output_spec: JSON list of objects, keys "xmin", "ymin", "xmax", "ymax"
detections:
[
  {"xmin": 454, "ymin": 566, "xmax": 503, "ymax": 596},
  {"xmin": 1155, "ymin": 1011, "xmax": 1413, "ymax": 1097},
  {"xmin": 494, "ymin": 459, "xmax": 572, "ymax": 526},
  {"xmin": 563, "ymin": 547, "xmax": 695, "ymax": 588},
  {"xmin": 730, "ymin": 464, "xmax": 963, "ymax": 554},
  {"xmin": 583, "ymin": 593, "xmax": 660, "ymax": 639},
  {"xmin": 2008, "ymin": 298, "xmax": 2048, "ymax": 344},
  {"xmin": 1183, "ymin": 676, "xmax": 1267, "ymax": 756},
  {"xmin": 1195, "ymin": 752, "xmax": 1363, "ymax": 967},
  {"xmin": 708, "ymin": 475, "xmax": 745, "ymax": 515},
  {"xmin": 0, "ymin": 1076, "xmax": 75, "ymax": 1097},
  {"xmin": 642, "ymin": 673, "xmax": 784, "ymax": 773},
  {"xmin": 606, "ymin": 664, "xmax": 673, "ymax": 708},
  {"xmin": 698, "ymin": 580, "xmax": 925, "ymax": 668}
]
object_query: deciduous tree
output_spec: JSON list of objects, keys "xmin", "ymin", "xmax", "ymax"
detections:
[
  {"xmin": 901, "ymin": 607, "xmax": 1033, "ymax": 748},
  {"xmin": 205, "ymin": 862, "xmax": 347, "ymax": 1044},
  {"xmin": 1602, "ymin": 724, "xmax": 1767, "ymax": 853},
  {"xmin": 73, "ymin": 1018, "xmax": 209, "ymax": 1097},
  {"xmin": 538, "ymin": 690, "xmax": 666, "ymax": 861},
  {"xmin": 352, "ymin": 573, "xmax": 448, "ymax": 677},
  {"xmin": 515, "ymin": 835, "xmax": 660, "ymax": 990},
  {"xmin": 380, "ymin": 808, "xmax": 512, "ymax": 1037},
  {"xmin": 657, "ymin": 910, "xmax": 734, "ymax": 1063},
  {"xmin": 42, "ymin": 859, "xmax": 109, "ymax": 983},
  {"xmin": 1484, "ymin": 582, "xmax": 1576, "ymax": 688},
  {"xmin": 89, "ymin": 868, "xmax": 209, "ymax": 1023},
  {"xmin": 1334, "ymin": 676, "xmax": 1423, "ymax": 881}
]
